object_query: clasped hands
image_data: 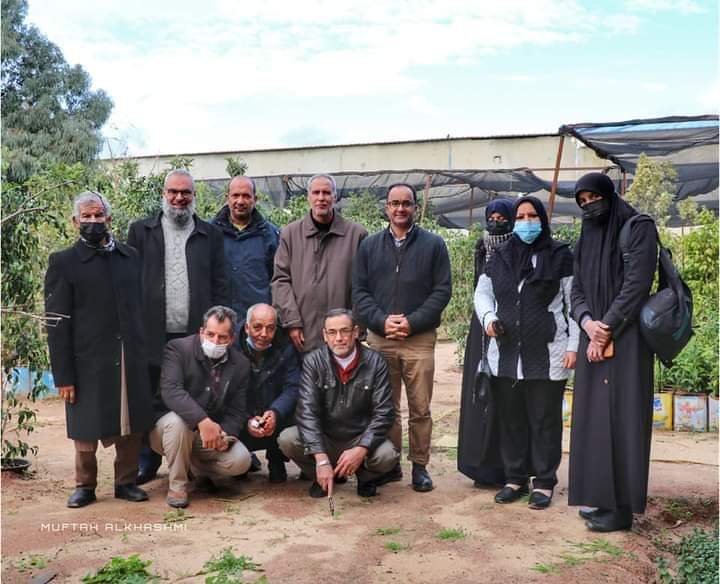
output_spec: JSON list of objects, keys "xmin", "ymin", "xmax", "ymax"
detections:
[
  {"xmin": 583, "ymin": 319, "xmax": 612, "ymax": 363},
  {"xmin": 247, "ymin": 410, "xmax": 277, "ymax": 438},
  {"xmin": 384, "ymin": 314, "xmax": 411, "ymax": 340}
]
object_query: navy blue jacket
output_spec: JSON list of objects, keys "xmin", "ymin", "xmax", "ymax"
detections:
[
  {"xmin": 212, "ymin": 206, "xmax": 280, "ymax": 323},
  {"xmin": 238, "ymin": 328, "xmax": 300, "ymax": 424},
  {"xmin": 353, "ymin": 225, "xmax": 452, "ymax": 336}
]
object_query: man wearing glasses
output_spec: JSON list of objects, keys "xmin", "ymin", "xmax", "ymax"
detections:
[
  {"xmin": 278, "ymin": 309, "xmax": 398, "ymax": 498},
  {"xmin": 352, "ymin": 183, "xmax": 452, "ymax": 492},
  {"xmin": 128, "ymin": 169, "xmax": 228, "ymax": 484}
]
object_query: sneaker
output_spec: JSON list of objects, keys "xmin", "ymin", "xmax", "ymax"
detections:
[{"xmin": 166, "ymin": 490, "xmax": 189, "ymax": 508}]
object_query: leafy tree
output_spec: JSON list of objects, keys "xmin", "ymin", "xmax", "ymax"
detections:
[
  {"xmin": 225, "ymin": 156, "xmax": 248, "ymax": 178},
  {"xmin": 1, "ymin": 0, "xmax": 113, "ymax": 182},
  {"xmin": 624, "ymin": 154, "xmax": 677, "ymax": 226}
]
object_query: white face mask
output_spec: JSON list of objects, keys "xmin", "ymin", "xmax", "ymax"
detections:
[{"xmin": 201, "ymin": 338, "xmax": 228, "ymax": 360}]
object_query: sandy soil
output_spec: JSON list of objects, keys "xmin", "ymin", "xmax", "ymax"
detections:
[{"xmin": 2, "ymin": 341, "xmax": 718, "ymax": 583}]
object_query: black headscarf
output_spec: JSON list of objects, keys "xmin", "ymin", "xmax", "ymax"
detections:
[
  {"xmin": 574, "ymin": 172, "xmax": 637, "ymax": 317},
  {"xmin": 487, "ymin": 195, "xmax": 572, "ymax": 285}
]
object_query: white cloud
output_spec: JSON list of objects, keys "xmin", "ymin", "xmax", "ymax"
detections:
[{"xmin": 625, "ymin": 0, "xmax": 704, "ymax": 13}]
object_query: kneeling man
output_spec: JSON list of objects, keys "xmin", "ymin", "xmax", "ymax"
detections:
[
  {"xmin": 151, "ymin": 306, "xmax": 252, "ymax": 508},
  {"xmin": 279, "ymin": 309, "xmax": 399, "ymax": 498}
]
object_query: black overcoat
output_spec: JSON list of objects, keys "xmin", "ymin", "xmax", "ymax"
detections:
[
  {"xmin": 569, "ymin": 219, "xmax": 657, "ymax": 513},
  {"xmin": 44, "ymin": 241, "xmax": 154, "ymax": 441},
  {"xmin": 127, "ymin": 212, "xmax": 229, "ymax": 367}
]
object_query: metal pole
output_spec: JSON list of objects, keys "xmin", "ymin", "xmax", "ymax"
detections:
[
  {"xmin": 421, "ymin": 174, "xmax": 432, "ymax": 223},
  {"xmin": 547, "ymin": 135, "xmax": 565, "ymax": 221},
  {"xmin": 621, "ymin": 170, "xmax": 627, "ymax": 196},
  {"xmin": 468, "ymin": 187, "xmax": 474, "ymax": 227}
]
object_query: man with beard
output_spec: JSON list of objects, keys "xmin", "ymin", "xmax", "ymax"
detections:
[
  {"xmin": 212, "ymin": 176, "xmax": 279, "ymax": 326},
  {"xmin": 279, "ymin": 309, "xmax": 398, "ymax": 498},
  {"xmin": 128, "ymin": 169, "xmax": 228, "ymax": 484},
  {"xmin": 272, "ymin": 174, "xmax": 367, "ymax": 354},
  {"xmin": 352, "ymin": 183, "xmax": 452, "ymax": 492}
]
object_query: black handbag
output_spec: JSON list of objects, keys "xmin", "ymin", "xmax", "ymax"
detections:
[{"xmin": 619, "ymin": 214, "xmax": 694, "ymax": 367}]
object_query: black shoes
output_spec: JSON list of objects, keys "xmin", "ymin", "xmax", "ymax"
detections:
[
  {"xmin": 494, "ymin": 484, "xmax": 529, "ymax": 504},
  {"xmin": 528, "ymin": 490, "xmax": 552, "ymax": 510},
  {"xmin": 579, "ymin": 507, "xmax": 601, "ymax": 521},
  {"xmin": 309, "ymin": 481, "xmax": 326, "ymax": 498},
  {"xmin": 375, "ymin": 462, "xmax": 403, "ymax": 486},
  {"xmin": 67, "ymin": 488, "xmax": 96, "ymax": 508},
  {"xmin": 249, "ymin": 453, "xmax": 262, "ymax": 472},
  {"xmin": 268, "ymin": 458, "xmax": 288, "ymax": 484},
  {"xmin": 411, "ymin": 463, "xmax": 433, "ymax": 492},
  {"xmin": 585, "ymin": 507, "xmax": 633, "ymax": 532},
  {"xmin": 114, "ymin": 483, "xmax": 149, "ymax": 502},
  {"xmin": 357, "ymin": 480, "xmax": 378, "ymax": 497}
]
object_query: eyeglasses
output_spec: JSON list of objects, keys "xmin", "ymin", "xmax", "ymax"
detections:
[
  {"xmin": 324, "ymin": 328, "xmax": 355, "ymax": 338},
  {"xmin": 165, "ymin": 188, "xmax": 194, "ymax": 199},
  {"xmin": 387, "ymin": 200, "xmax": 415, "ymax": 209}
]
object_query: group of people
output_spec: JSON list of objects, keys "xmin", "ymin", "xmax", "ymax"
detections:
[
  {"xmin": 45, "ymin": 172, "xmax": 450, "ymax": 511},
  {"xmin": 45, "ymin": 168, "xmax": 657, "ymax": 533}
]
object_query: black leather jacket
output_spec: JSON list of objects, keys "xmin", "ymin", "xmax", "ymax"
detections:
[{"xmin": 296, "ymin": 343, "xmax": 394, "ymax": 455}]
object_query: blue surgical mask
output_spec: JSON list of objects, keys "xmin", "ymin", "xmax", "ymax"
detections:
[
  {"xmin": 513, "ymin": 220, "xmax": 542, "ymax": 244},
  {"xmin": 246, "ymin": 336, "xmax": 270, "ymax": 352}
]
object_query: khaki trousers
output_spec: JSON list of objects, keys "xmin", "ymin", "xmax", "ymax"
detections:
[
  {"xmin": 150, "ymin": 412, "xmax": 251, "ymax": 493},
  {"xmin": 74, "ymin": 433, "xmax": 142, "ymax": 489},
  {"xmin": 278, "ymin": 426, "xmax": 399, "ymax": 484},
  {"xmin": 367, "ymin": 330, "xmax": 437, "ymax": 465}
]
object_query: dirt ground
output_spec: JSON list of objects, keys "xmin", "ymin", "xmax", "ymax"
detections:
[{"xmin": 2, "ymin": 341, "xmax": 718, "ymax": 583}]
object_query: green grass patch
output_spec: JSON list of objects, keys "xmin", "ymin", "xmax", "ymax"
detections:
[
  {"xmin": 163, "ymin": 508, "xmax": 193, "ymax": 523},
  {"xmin": 14, "ymin": 554, "xmax": 48, "ymax": 573},
  {"xmin": 531, "ymin": 563, "xmax": 558, "ymax": 574},
  {"xmin": 82, "ymin": 555, "xmax": 158, "ymax": 583},
  {"xmin": 375, "ymin": 527, "xmax": 401, "ymax": 536},
  {"xmin": 436, "ymin": 527, "xmax": 467, "ymax": 541},
  {"xmin": 384, "ymin": 541, "xmax": 408, "ymax": 553},
  {"xmin": 201, "ymin": 548, "xmax": 264, "ymax": 583}
]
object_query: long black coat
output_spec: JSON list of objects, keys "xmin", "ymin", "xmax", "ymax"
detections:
[
  {"xmin": 457, "ymin": 239, "xmax": 505, "ymax": 485},
  {"xmin": 569, "ymin": 219, "xmax": 657, "ymax": 513},
  {"xmin": 127, "ymin": 213, "xmax": 229, "ymax": 367},
  {"xmin": 44, "ymin": 241, "xmax": 154, "ymax": 441}
]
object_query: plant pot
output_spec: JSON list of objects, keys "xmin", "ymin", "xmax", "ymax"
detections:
[
  {"xmin": 653, "ymin": 391, "xmax": 673, "ymax": 430},
  {"xmin": 1, "ymin": 457, "xmax": 31, "ymax": 473},
  {"xmin": 673, "ymin": 393, "xmax": 708, "ymax": 432},
  {"xmin": 562, "ymin": 390, "xmax": 573, "ymax": 428},
  {"xmin": 708, "ymin": 395, "xmax": 719, "ymax": 432}
]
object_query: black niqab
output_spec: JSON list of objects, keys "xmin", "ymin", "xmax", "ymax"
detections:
[{"xmin": 574, "ymin": 173, "xmax": 637, "ymax": 318}]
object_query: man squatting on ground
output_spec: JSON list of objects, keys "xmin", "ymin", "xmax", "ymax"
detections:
[{"xmin": 279, "ymin": 309, "xmax": 400, "ymax": 498}]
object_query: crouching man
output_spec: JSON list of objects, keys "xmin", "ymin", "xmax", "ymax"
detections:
[
  {"xmin": 150, "ymin": 306, "xmax": 252, "ymax": 508},
  {"xmin": 238, "ymin": 303, "xmax": 301, "ymax": 483},
  {"xmin": 279, "ymin": 309, "xmax": 399, "ymax": 498}
]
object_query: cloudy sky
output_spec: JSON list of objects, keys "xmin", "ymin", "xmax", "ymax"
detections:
[{"xmin": 26, "ymin": 0, "xmax": 718, "ymax": 157}]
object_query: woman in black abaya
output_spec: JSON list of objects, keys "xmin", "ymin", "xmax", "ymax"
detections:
[
  {"xmin": 569, "ymin": 172, "xmax": 658, "ymax": 532},
  {"xmin": 458, "ymin": 199, "xmax": 514, "ymax": 487}
]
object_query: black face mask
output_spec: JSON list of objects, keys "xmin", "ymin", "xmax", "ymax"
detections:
[
  {"xmin": 581, "ymin": 198, "xmax": 610, "ymax": 222},
  {"xmin": 486, "ymin": 219, "xmax": 512, "ymax": 235},
  {"xmin": 79, "ymin": 222, "xmax": 108, "ymax": 244}
]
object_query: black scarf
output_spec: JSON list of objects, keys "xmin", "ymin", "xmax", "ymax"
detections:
[{"xmin": 574, "ymin": 189, "xmax": 637, "ymax": 318}]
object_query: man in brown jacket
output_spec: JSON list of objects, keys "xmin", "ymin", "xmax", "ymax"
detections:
[{"xmin": 271, "ymin": 174, "xmax": 367, "ymax": 353}]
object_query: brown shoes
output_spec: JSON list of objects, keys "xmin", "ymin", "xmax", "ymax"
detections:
[{"xmin": 166, "ymin": 489, "xmax": 189, "ymax": 508}]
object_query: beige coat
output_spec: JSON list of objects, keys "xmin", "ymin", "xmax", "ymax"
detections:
[{"xmin": 272, "ymin": 212, "xmax": 367, "ymax": 352}]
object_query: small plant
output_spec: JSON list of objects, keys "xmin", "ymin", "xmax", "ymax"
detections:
[
  {"xmin": 14, "ymin": 554, "xmax": 48, "ymax": 572},
  {"xmin": 384, "ymin": 541, "xmax": 407, "ymax": 553},
  {"xmin": 531, "ymin": 563, "xmax": 557, "ymax": 574},
  {"xmin": 202, "ymin": 549, "xmax": 263, "ymax": 584},
  {"xmin": 82, "ymin": 555, "xmax": 157, "ymax": 583},
  {"xmin": 570, "ymin": 538, "xmax": 626, "ymax": 559},
  {"xmin": 674, "ymin": 527, "xmax": 718, "ymax": 584},
  {"xmin": 436, "ymin": 527, "xmax": 467, "ymax": 541},
  {"xmin": 375, "ymin": 527, "xmax": 401, "ymax": 536},
  {"xmin": 163, "ymin": 508, "xmax": 192, "ymax": 523}
]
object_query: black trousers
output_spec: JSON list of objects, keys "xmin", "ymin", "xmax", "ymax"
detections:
[{"xmin": 491, "ymin": 377, "xmax": 565, "ymax": 490}]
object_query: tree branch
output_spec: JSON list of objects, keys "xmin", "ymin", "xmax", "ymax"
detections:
[{"xmin": 1, "ymin": 308, "xmax": 69, "ymax": 326}]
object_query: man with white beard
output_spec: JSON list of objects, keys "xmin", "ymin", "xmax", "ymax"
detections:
[{"xmin": 128, "ymin": 169, "xmax": 228, "ymax": 483}]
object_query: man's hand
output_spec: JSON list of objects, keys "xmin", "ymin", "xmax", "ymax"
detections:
[
  {"xmin": 485, "ymin": 321, "xmax": 498, "ymax": 337},
  {"xmin": 58, "ymin": 385, "xmax": 76, "ymax": 404},
  {"xmin": 314, "ymin": 455, "xmax": 334, "ymax": 493},
  {"xmin": 198, "ymin": 417, "xmax": 225, "ymax": 449},
  {"xmin": 289, "ymin": 327, "xmax": 305, "ymax": 352},
  {"xmin": 247, "ymin": 416, "xmax": 265, "ymax": 438},
  {"xmin": 583, "ymin": 320, "xmax": 612, "ymax": 346},
  {"xmin": 334, "ymin": 446, "xmax": 368, "ymax": 478},
  {"xmin": 261, "ymin": 410, "xmax": 277, "ymax": 436},
  {"xmin": 563, "ymin": 351, "xmax": 577, "ymax": 369},
  {"xmin": 586, "ymin": 341, "xmax": 606, "ymax": 363},
  {"xmin": 384, "ymin": 314, "xmax": 409, "ymax": 340}
]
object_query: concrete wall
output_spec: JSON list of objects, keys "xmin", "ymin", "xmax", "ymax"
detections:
[{"xmin": 114, "ymin": 134, "xmax": 610, "ymax": 184}]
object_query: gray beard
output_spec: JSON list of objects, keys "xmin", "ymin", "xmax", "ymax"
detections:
[{"xmin": 162, "ymin": 198, "xmax": 195, "ymax": 226}]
